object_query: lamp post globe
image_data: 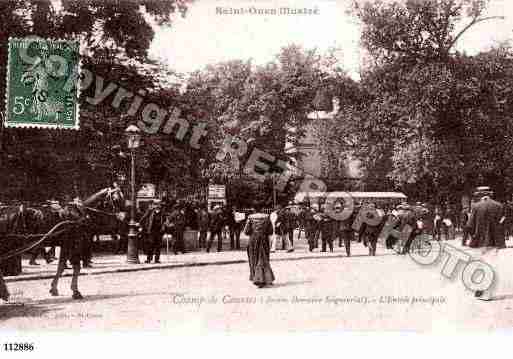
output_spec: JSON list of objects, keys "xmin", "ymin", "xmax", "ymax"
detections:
[
  {"xmin": 125, "ymin": 124, "xmax": 141, "ymax": 149},
  {"xmin": 125, "ymin": 124, "xmax": 141, "ymax": 264}
]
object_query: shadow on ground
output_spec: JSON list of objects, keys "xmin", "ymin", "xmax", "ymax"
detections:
[
  {"xmin": 489, "ymin": 294, "xmax": 513, "ymax": 301},
  {"xmin": 265, "ymin": 280, "xmax": 314, "ymax": 289}
]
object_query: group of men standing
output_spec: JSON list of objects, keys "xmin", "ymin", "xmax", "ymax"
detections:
[
  {"xmin": 136, "ymin": 185, "xmax": 511, "ymax": 265},
  {"xmin": 138, "ymin": 199, "xmax": 187, "ymax": 263},
  {"xmin": 270, "ymin": 203, "xmax": 360, "ymax": 257},
  {"xmin": 136, "ymin": 199, "xmax": 247, "ymax": 262}
]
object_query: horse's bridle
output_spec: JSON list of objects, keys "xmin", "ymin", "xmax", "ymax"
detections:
[
  {"xmin": 83, "ymin": 205, "xmax": 120, "ymax": 218},
  {"xmin": 83, "ymin": 187, "xmax": 125, "ymax": 219}
]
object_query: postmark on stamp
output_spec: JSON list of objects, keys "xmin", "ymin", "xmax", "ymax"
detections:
[{"xmin": 5, "ymin": 37, "xmax": 80, "ymax": 129}]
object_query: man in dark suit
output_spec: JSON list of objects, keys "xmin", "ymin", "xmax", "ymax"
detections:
[
  {"xmin": 0, "ymin": 273, "xmax": 8, "ymax": 302},
  {"xmin": 169, "ymin": 204, "xmax": 186, "ymax": 254},
  {"xmin": 206, "ymin": 205, "xmax": 224, "ymax": 252},
  {"xmin": 140, "ymin": 199, "xmax": 165, "ymax": 263},
  {"xmin": 397, "ymin": 203, "xmax": 419, "ymax": 254},
  {"xmin": 460, "ymin": 206, "xmax": 472, "ymax": 246},
  {"xmin": 468, "ymin": 189, "xmax": 505, "ymax": 249},
  {"xmin": 319, "ymin": 209, "xmax": 336, "ymax": 253},
  {"xmin": 197, "ymin": 204, "xmax": 210, "ymax": 248},
  {"xmin": 468, "ymin": 187, "xmax": 505, "ymax": 300}
]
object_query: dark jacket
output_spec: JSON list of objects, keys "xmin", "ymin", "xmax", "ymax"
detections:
[
  {"xmin": 275, "ymin": 209, "xmax": 293, "ymax": 234},
  {"xmin": 468, "ymin": 197, "xmax": 504, "ymax": 248},
  {"xmin": 209, "ymin": 208, "xmax": 225, "ymax": 232},
  {"xmin": 319, "ymin": 213, "xmax": 336, "ymax": 238},
  {"xmin": 140, "ymin": 208, "xmax": 164, "ymax": 235},
  {"xmin": 223, "ymin": 207, "xmax": 236, "ymax": 228},
  {"xmin": 198, "ymin": 209, "xmax": 210, "ymax": 231},
  {"xmin": 169, "ymin": 209, "xmax": 186, "ymax": 233}
]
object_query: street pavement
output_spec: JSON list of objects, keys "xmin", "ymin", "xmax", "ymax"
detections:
[
  {"xmin": 7, "ymin": 231, "xmax": 353, "ymax": 282},
  {"xmin": 2, "ymin": 235, "xmax": 513, "ymax": 332}
]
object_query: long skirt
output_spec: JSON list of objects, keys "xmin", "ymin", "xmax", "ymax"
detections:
[{"xmin": 247, "ymin": 234, "xmax": 275, "ymax": 286}]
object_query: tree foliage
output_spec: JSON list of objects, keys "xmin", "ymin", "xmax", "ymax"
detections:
[
  {"xmin": 0, "ymin": 0, "xmax": 190, "ymax": 201},
  {"xmin": 330, "ymin": 0, "xmax": 512, "ymax": 202}
]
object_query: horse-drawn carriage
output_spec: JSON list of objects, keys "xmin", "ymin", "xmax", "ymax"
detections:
[{"xmin": 0, "ymin": 187, "xmax": 127, "ymax": 301}]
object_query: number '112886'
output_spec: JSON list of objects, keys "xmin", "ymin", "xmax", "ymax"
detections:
[{"xmin": 3, "ymin": 343, "xmax": 34, "ymax": 351}]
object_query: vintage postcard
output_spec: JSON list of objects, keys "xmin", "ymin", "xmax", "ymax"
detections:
[{"xmin": 1, "ymin": 0, "xmax": 513, "ymax": 356}]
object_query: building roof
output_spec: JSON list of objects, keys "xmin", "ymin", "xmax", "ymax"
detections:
[{"xmin": 295, "ymin": 191, "xmax": 407, "ymax": 200}]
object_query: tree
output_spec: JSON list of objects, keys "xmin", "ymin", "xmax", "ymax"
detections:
[
  {"xmin": 229, "ymin": 45, "xmax": 331, "ymax": 161},
  {"xmin": 0, "ymin": 0, "xmax": 190, "ymax": 201},
  {"xmin": 182, "ymin": 46, "xmax": 356, "ymax": 203},
  {"xmin": 354, "ymin": 0, "xmax": 502, "ymax": 64},
  {"xmin": 332, "ymin": 0, "xmax": 511, "ymax": 203}
]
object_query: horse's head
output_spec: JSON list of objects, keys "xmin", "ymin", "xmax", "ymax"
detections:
[
  {"xmin": 82, "ymin": 187, "xmax": 127, "ymax": 224},
  {"xmin": 83, "ymin": 187, "xmax": 121, "ymax": 209}
]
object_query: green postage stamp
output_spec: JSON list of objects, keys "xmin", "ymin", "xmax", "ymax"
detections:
[{"xmin": 5, "ymin": 37, "xmax": 80, "ymax": 129}]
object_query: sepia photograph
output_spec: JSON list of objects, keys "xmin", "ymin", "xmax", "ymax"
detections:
[{"xmin": 1, "ymin": 0, "xmax": 513, "ymax": 356}]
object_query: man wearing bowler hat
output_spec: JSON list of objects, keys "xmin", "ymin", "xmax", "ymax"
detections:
[
  {"xmin": 468, "ymin": 187, "xmax": 504, "ymax": 249},
  {"xmin": 468, "ymin": 187, "xmax": 506, "ymax": 300},
  {"xmin": 140, "ymin": 199, "xmax": 165, "ymax": 263}
]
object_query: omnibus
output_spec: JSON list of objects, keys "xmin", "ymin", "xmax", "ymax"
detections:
[{"xmin": 294, "ymin": 191, "xmax": 408, "ymax": 209}]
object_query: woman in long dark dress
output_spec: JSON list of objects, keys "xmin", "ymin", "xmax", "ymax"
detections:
[{"xmin": 244, "ymin": 207, "xmax": 275, "ymax": 288}]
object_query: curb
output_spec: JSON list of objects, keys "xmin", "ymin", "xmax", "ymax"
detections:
[
  {"xmin": 4, "ymin": 259, "xmax": 246, "ymax": 283},
  {"xmin": 4, "ymin": 251, "xmax": 365, "ymax": 283}
]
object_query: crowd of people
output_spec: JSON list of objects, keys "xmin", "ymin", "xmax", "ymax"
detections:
[
  {"xmin": 3, "ymin": 184, "xmax": 511, "ymax": 292},
  {"xmin": 240, "ymin": 187, "xmax": 512, "ymax": 288},
  {"xmin": 81, "ymin": 185, "xmax": 513, "ymax": 266},
  {"xmin": 132, "ymin": 198, "xmax": 246, "ymax": 263}
]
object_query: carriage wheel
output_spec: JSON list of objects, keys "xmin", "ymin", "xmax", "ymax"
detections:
[{"xmin": 412, "ymin": 235, "xmax": 432, "ymax": 256}]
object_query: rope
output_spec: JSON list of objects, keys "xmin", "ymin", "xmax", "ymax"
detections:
[
  {"xmin": 0, "ymin": 219, "xmax": 82, "ymax": 262},
  {"xmin": 4, "ymin": 230, "xmax": 67, "ymax": 240}
]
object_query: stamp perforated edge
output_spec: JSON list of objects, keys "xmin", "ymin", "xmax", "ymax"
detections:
[{"xmin": 4, "ymin": 37, "xmax": 82, "ymax": 130}]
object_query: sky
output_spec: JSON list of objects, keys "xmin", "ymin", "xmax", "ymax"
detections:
[{"xmin": 149, "ymin": 0, "xmax": 513, "ymax": 80}]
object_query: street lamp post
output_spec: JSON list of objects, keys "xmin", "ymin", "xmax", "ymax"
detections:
[
  {"xmin": 125, "ymin": 125, "xmax": 141, "ymax": 264},
  {"xmin": 272, "ymin": 174, "xmax": 277, "ymax": 209}
]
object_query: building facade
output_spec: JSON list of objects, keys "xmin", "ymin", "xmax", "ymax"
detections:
[{"xmin": 286, "ymin": 98, "xmax": 361, "ymax": 182}]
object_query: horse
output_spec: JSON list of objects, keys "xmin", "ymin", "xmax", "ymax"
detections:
[
  {"xmin": 0, "ymin": 202, "xmax": 86, "ymax": 300},
  {"xmin": 83, "ymin": 187, "xmax": 128, "ymax": 255},
  {"xmin": 380, "ymin": 207, "xmax": 428, "ymax": 255},
  {"xmin": 0, "ymin": 188, "xmax": 126, "ymax": 301}
]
